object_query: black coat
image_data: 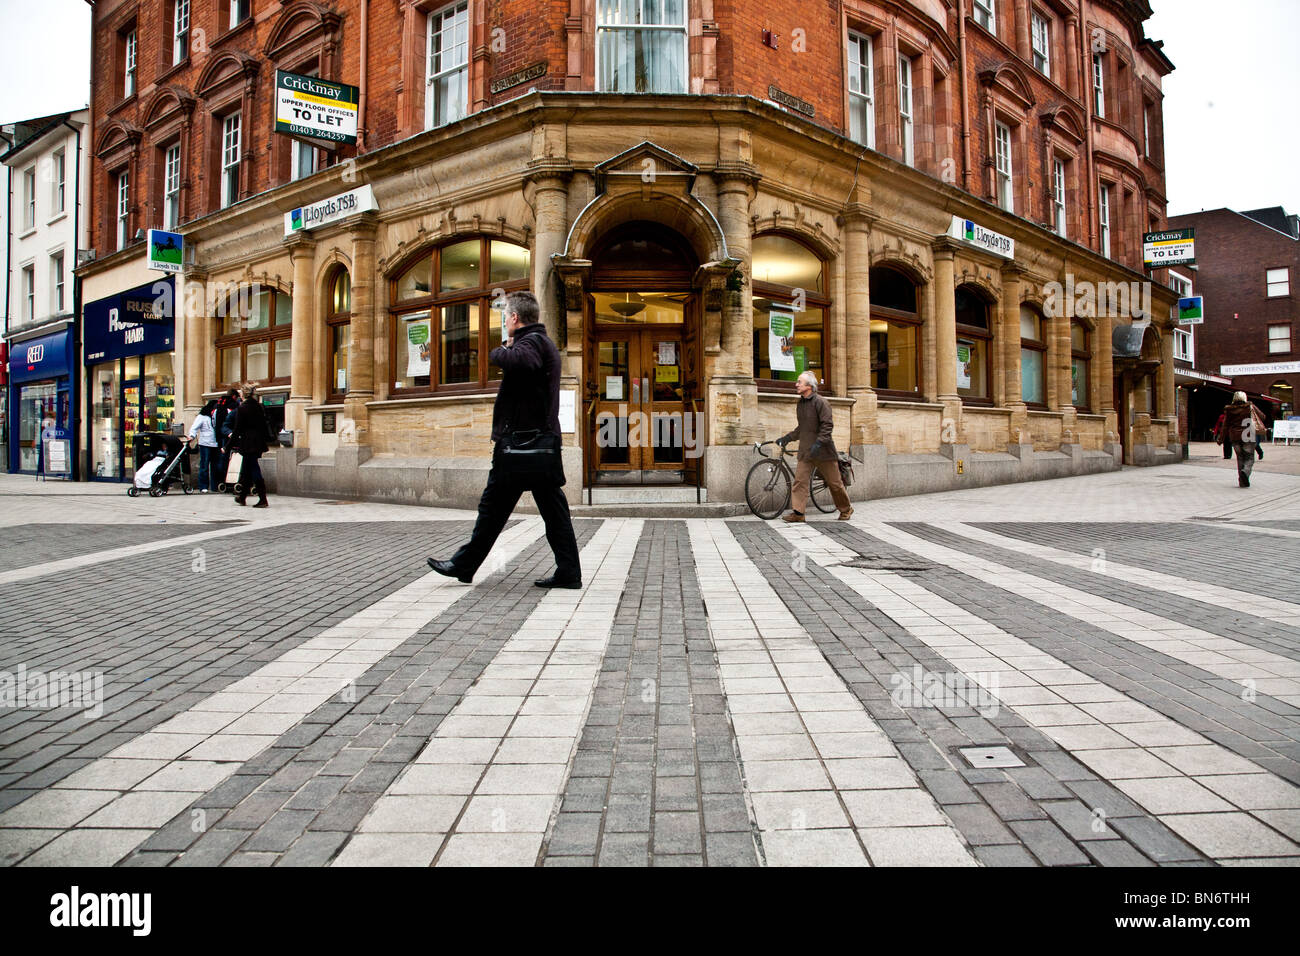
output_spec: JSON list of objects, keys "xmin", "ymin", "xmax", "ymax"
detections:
[
  {"xmin": 228, "ymin": 398, "xmax": 269, "ymax": 459},
  {"xmin": 489, "ymin": 322, "xmax": 561, "ymax": 442}
]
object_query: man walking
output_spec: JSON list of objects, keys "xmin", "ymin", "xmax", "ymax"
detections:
[
  {"xmin": 427, "ymin": 291, "xmax": 582, "ymax": 588},
  {"xmin": 778, "ymin": 370, "xmax": 853, "ymax": 522}
]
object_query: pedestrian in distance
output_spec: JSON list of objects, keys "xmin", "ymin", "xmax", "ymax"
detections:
[
  {"xmin": 214, "ymin": 388, "xmax": 240, "ymax": 482},
  {"xmin": 427, "ymin": 290, "xmax": 582, "ymax": 588},
  {"xmin": 777, "ymin": 370, "xmax": 853, "ymax": 523},
  {"xmin": 1213, "ymin": 410, "xmax": 1231, "ymax": 460},
  {"xmin": 1250, "ymin": 402, "xmax": 1267, "ymax": 460},
  {"xmin": 1216, "ymin": 391, "xmax": 1258, "ymax": 488},
  {"xmin": 225, "ymin": 382, "xmax": 270, "ymax": 507},
  {"xmin": 186, "ymin": 399, "xmax": 220, "ymax": 493}
]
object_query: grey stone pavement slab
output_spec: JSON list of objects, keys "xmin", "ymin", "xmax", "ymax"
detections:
[
  {"xmin": 0, "ymin": 521, "xmax": 486, "ymax": 811},
  {"xmin": 0, "ymin": 522, "xmax": 211, "ymax": 574},
  {"xmin": 540, "ymin": 521, "xmax": 759, "ymax": 866},
  {"xmin": 832, "ymin": 523, "xmax": 1300, "ymax": 785},
  {"xmin": 728, "ymin": 520, "xmax": 1212, "ymax": 866}
]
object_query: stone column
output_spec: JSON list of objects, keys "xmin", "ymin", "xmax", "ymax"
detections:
[
  {"xmin": 1013, "ymin": 0, "xmax": 1032, "ymax": 61},
  {"xmin": 1158, "ymin": 322, "xmax": 1176, "ymax": 422},
  {"xmin": 842, "ymin": 206, "xmax": 879, "ymax": 445},
  {"xmin": 1000, "ymin": 264, "xmax": 1028, "ymax": 444},
  {"xmin": 284, "ymin": 236, "xmax": 316, "ymax": 440},
  {"xmin": 181, "ymin": 270, "xmax": 208, "ymax": 421},
  {"xmin": 344, "ymin": 213, "xmax": 379, "ymax": 447},
  {"xmin": 1065, "ymin": 16, "xmax": 1081, "ymax": 100},
  {"xmin": 932, "ymin": 238, "xmax": 962, "ymax": 440},
  {"xmin": 527, "ymin": 167, "xmax": 572, "ymax": 343}
]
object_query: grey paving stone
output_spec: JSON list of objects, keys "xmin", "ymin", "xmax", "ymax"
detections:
[
  {"xmin": 1008, "ymin": 820, "xmax": 1091, "ymax": 867},
  {"xmin": 1108, "ymin": 817, "xmax": 1205, "ymax": 864},
  {"xmin": 1081, "ymin": 840, "xmax": 1157, "ymax": 867},
  {"xmin": 975, "ymin": 782, "xmax": 1050, "ymax": 821},
  {"xmin": 940, "ymin": 802, "xmax": 1019, "ymax": 846},
  {"xmin": 973, "ymin": 844, "xmax": 1040, "ymax": 867}
]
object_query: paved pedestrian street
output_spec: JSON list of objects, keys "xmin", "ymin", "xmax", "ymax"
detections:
[{"xmin": 1, "ymin": 447, "xmax": 1299, "ymax": 870}]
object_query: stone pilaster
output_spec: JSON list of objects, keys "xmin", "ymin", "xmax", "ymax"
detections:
[
  {"xmin": 1000, "ymin": 263, "xmax": 1028, "ymax": 443},
  {"xmin": 526, "ymin": 164, "xmax": 572, "ymax": 343},
  {"xmin": 842, "ymin": 204, "xmax": 880, "ymax": 445},
  {"xmin": 931, "ymin": 238, "xmax": 963, "ymax": 442},
  {"xmin": 343, "ymin": 213, "xmax": 379, "ymax": 447},
  {"xmin": 284, "ymin": 235, "xmax": 316, "ymax": 440},
  {"xmin": 181, "ymin": 270, "xmax": 207, "ymax": 422}
]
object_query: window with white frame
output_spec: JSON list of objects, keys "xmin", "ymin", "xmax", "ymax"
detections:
[
  {"xmin": 51, "ymin": 252, "xmax": 65, "ymax": 314},
  {"xmin": 173, "ymin": 0, "xmax": 190, "ymax": 65},
  {"xmin": 899, "ymin": 53, "xmax": 914, "ymax": 167},
  {"xmin": 1098, "ymin": 184, "xmax": 1111, "ymax": 258},
  {"xmin": 1267, "ymin": 267, "xmax": 1290, "ymax": 297},
  {"xmin": 596, "ymin": 0, "xmax": 687, "ymax": 94},
  {"xmin": 221, "ymin": 112, "xmax": 241, "ymax": 208},
  {"xmin": 1143, "ymin": 103, "xmax": 1150, "ymax": 157},
  {"xmin": 164, "ymin": 143, "xmax": 182, "ymax": 229},
  {"xmin": 291, "ymin": 138, "xmax": 320, "ymax": 182},
  {"xmin": 22, "ymin": 266, "xmax": 34, "ymax": 321},
  {"xmin": 1031, "ymin": 13, "xmax": 1051, "ymax": 76},
  {"xmin": 1173, "ymin": 326, "xmax": 1193, "ymax": 362},
  {"xmin": 995, "ymin": 122, "xmax": 1013, "ymax": 213},
  {"xmin": 1168, "ymin": 271, "xmax": 1191, "ymax": 297},
  {"xmin": 125, "ymin": 29, "xmax": 137, "ymax": 97},
  {"xmin": 973, "ymin": 0, "xmax": 995, "ymax": 33},
  {"xmin": 1269, "ymin": 325, "xmax": 1291, "ymax": 354},
  {"xmin": 230, "ymin": 0, "xmax": 249, "ymax": 29},
  {"xmin": 1092, "ymin": 54, "xmax": 1105, "ymax": 118},
  {"xmin": 1052, "ymin": 158, "xmax": 1067, "ymax": 236},
  {"xmin": 52, "ymin": 149, "xmax": 66, "ymax": 214},
  {"xmin": 847, "ymin": 32, "xmax": 874, "ymax": 148},
  {"xmin": 426, "ymin": 2, "xmax": 469, "ymax": 128},
  {"xmin": 116, "ymin": 169, "xmax": 130, "ymax": 249},
  {"xmin": 22, "ymin": 166, "xmax": 35, "ymax": 229}
]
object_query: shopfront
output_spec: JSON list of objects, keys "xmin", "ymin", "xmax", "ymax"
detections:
[
  {"xmin": 83, "ymin": 279, "xmax": 177, "ymax": 481},
  {"xmin": 7, "ymin": 326, "xmax": 76, "ymax": 475}
]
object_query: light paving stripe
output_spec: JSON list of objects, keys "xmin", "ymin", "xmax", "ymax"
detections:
[
  {"xmin": 777, "ymin": 521, "xmax": 1300, "ymax": 862},
  {"xmin": 1184, "ymin": 520, "xmax": 1300, "ymax": 541},
  {"xmin": 332, "ymin": 518, "xmax": 642, "ymax": 868},
  {"xmin": 945, "ymin": 521, "xmax": 1300, "ymax": 625},
  {"xmin": 688, "ymin": 520, "xmax": 977, "ymax": 868},
  {"xmin": 856, "ymin": 521, "xmax": 1300, "ymax": 705},
  {"xmin": 0, "ymin": 520, "xmax": 286, "ymax": 587},
  {"xmin": 0, "ymin": 518, "xmax": 547, "ymax": 866}
]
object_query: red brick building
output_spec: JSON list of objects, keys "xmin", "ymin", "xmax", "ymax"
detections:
[
  {"xmin": 79, "ymin": 0, "xmax": 1182, "ymax": 501},
  {"xmin": 1165, "ymin": 206, "xmax": 1299, "ymax": 429}
]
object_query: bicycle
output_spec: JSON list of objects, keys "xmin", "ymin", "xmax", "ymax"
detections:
[{"xmin": 744, "ymin": 441, "xmax": 835, "ymax": 519}]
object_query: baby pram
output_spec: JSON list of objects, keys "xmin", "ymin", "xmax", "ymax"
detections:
[{"xmin": 127, "ymin": 436, "xmax": 192, "ymax": 497}]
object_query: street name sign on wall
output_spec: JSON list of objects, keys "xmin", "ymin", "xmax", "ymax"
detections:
[
  {"xmin": 147, "ymin": 230, "xmax": 183, "ymax": 273},
  {"xmin": 948, "ymin": 216, "xmax": 1015, "ymax": 259},
  {"xmin": 284, "ymin": 185, "xmax": 378, "ymax": 235},
  {"xmin": 1144, "ymin": 228, "xmax": 1196, "ymax": 267},
  {"xmin": 275, "ymin": 70, "xmax": 359, "ymax": 144}
]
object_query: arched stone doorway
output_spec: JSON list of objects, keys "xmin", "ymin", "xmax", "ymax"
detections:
[{"xmin": 584, "ymin": 221, "xmax": 702, "ymax": 487}]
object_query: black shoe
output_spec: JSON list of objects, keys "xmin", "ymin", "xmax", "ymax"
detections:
[
  {"xmin": 1239, "ymin": 475, "xmax": 1249, "ymax": 487},
  {"xmin": 234, "ymin": 496, "xmax": 246, "ymax": 506},
  {"xmin": 252, "ymin": 498, "xmax": 268, "ymax": 508},
  {"xmin": 534, "ymin": 575, "xmax": 582, "ymax": 589},
  {"xmin": 428, "ymin": 558, "xmax": 473, "ymax": 584}
]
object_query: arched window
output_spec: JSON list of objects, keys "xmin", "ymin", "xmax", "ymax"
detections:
[
  {"xmin": 869, "ymin": 265, "xmax": 921, "ymax": 397},
  {"xmin": 390, "ymin": 238, "xmax": 530, "ymax": 393},
  {"xmin": 216, "ymin": 285, "xmax": 292, "ymax": 386},
  {"xmin": 752, "ymin": 234, "xmax": 829, "ymax": 389},
  {"xmin": 326, "ymin": 268, "xmax": 350, "ymax": 402},
  {"xmin": 955, "ymin": 285, "xmax": 992, "ymax": 404},
  {"xmin": 1020, "ymin": 306, "xmax": 1047, "ymax": 406},
  {"xmin": 1072, "ymin": 320, "xmax": 1092, "ymax": 410}
]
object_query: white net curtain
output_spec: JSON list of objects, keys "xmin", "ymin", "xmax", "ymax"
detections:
[{"xmin": 597, "ymin": 0, "xmax": 687, "ymax": 93}]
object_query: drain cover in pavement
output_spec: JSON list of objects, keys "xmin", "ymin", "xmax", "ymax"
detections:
[{"xmin": 959, "ymin": 746, "xmax": 1024, "ymax": 768}]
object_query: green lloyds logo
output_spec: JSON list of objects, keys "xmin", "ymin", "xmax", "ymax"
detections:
[
  {"xmin": 290, "ymin": 208, "xmax": 303, "ymax": 230},
  {"xmin": 964, "ymin": 220, "xmax": 975, "ymax": 241}
]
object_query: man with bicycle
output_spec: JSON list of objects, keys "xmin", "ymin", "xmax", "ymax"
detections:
[{"xmin": 777, "ymin": 371, "xmax": 853, "ymax": 522}]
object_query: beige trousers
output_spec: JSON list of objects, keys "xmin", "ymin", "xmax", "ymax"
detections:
[{"xmin": 791, "ymin": 457, "xmax": 852, "ymax": 514}]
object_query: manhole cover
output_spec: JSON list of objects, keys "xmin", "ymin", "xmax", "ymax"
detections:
[
  {"xmin": 1187, "ymin": 516, "xmax": 1234, "ymax": 522},
  {"xmin": 958, "ymin": 746, "xmax": 1024, "ymax": 769}
]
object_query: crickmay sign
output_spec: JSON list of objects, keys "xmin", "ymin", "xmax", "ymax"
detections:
[
  {"xmin": 275, "ymin": 70, "xmax": 359, "ymax": 144},
  {"xmin": 1143, "ymin": 228, "xmax": 1196, "ymax": 267}
]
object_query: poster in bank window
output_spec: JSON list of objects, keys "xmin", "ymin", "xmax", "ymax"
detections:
[
  {"xmin": 957, "ymin": 344, "xmax": 972, "ymax": 390},
  {"xmin": 406, "ymin": 318, "xmax": 431, "ymax": 377},
  {"xmin": 769, "ymin": 311, "xmax": 795, "ymax": 372}
]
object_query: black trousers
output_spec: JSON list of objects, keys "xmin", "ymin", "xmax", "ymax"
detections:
[
  {"xmin": 238, "ymin": 455, "xmax": 265, "ymax": 497},
  {"xmin": 450, "ymin": 458, "xmax": 581, "ymax": 581}
]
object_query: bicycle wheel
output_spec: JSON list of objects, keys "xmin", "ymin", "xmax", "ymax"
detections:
[
  {"xmin": 810, "ymin": 472, "xmax": 837, "ymax": 513},
  {"xmin": 745, "ymin": 459, "xmax": 791, "ymax": 520}
]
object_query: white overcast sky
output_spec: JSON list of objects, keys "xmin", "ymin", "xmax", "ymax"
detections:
[{"xmin": 0, "ymin": 0, "xmax": 1296, "ymax": 216}]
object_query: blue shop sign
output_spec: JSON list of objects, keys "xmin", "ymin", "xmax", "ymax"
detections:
[
  {"xmin": 10, "ymin": 328, "xmax": 73, "ymax": 383},
  {"xmin": 84, "ymin": 277, "xmax": 176, "ymax": 363}
]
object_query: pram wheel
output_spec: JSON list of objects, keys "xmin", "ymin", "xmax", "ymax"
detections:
[
  {"xmin": 182, "ymin": 482, "xmax": 193, "ymax": 495},
  {"xmin": 127, "ymin": 487, "xmax": 139, "ymax": 497},
  {"xmin": 234, "ymin": 483, "xmax": 245, "ymax": 496},
  {"xmin": 149, "ymin": 486, "xmax": 163, "ymax": 497},
  {"xmin": 217, "ymin": 482, "xmax": 228, "ymax": 493}
]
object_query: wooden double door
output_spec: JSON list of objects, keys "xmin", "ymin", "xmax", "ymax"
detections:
[{"xmin": 589, "ymin": 326, "xmax": 694, "ymax": 483}]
